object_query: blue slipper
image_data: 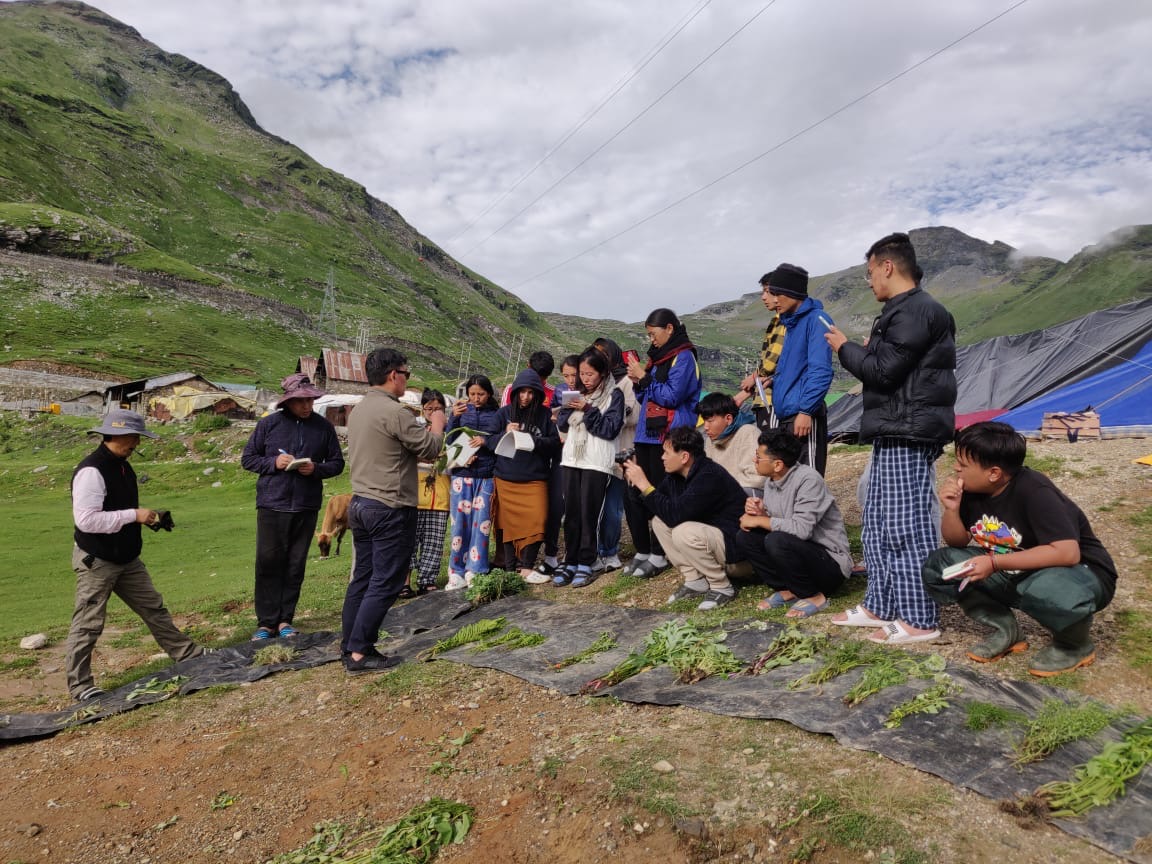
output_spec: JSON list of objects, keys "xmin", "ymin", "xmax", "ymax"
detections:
[
  {"xmin": 785, "ymin": 598, "xmax": 829, "ymax": 619},
  {"xmin": 278, "ymin": 625, "xmax": 299, "ymax": 638},
  {"xmin": 758, "ymin": 592, "xmax": 798, "ymax": 611}
]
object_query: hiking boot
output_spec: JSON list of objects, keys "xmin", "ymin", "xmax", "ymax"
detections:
[
  {"xmin": 959, "ymin": 594, "xmax": 1026, "ymax": 663},
  {"xmin": 1029, "ymin": 616, "xmax": 1096, "ymax": 677}
]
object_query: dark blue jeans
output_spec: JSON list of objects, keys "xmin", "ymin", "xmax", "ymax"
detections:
[{"xmin": 341, "ymin": 496, "xmax": 417, "ymax": 655}]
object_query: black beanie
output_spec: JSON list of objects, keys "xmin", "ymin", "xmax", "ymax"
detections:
[{"xmin": 767, "ymin": 263, "xmax": 809, "ymax": 299}]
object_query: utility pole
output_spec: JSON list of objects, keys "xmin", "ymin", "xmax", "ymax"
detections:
[
  {"xmin": 456, "ymin": 341, "xmax": 472, "ymax": 383},
  {"xmin": 318, "ymin": 268, "xmax": 338, "ymax": 343}
]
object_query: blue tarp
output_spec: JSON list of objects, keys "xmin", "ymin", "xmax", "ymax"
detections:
[{"xmin": 997, "ymin": 339, "xmax": 1152, "ymax": 434}]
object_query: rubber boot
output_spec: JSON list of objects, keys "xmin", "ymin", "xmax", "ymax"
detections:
[
  {"xmin": 1029, "ymin": 615, "xmax": 1096, "ymax": 677},
  {"xmin": 959, "ymin": 594, "xmax": 1026, "ymax": 663}
]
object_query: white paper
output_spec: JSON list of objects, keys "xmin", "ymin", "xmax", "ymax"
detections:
[{"xmin": 494, "ymin": 430, "xmax": 535, "ymax": 458}]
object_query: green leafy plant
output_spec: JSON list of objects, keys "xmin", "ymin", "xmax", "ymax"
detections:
[
  {"xmin": 267, "ymin": 799, "xmax": 473, "ymax": 863},
  {"xmin": 741, "ymin": 626, "xmax": 827, "ymax": 675},
  {"xmin": 210, "ymin": 791, "xmax": 238, "ymax": 811},
  {"xmin": 1013, "ymin": 698, "xmax": 1119, "ymax": 767},
  {"xmin": 965, "ymin": 701, "xmax": 1028, "ymax": 732},
  {"xmin": 61, "ymin": 704, "xmax": 102, "ymax": 725},
  {"xmin": 788, "ymin": 639, "xmax": 879, "ymax": 691},
  {"xmin": 1035, "ymin": 718, "xmax": 1152, "ymax": 817},
  {"xmin": 469, "ymin": 626, "xmax": 545, "ymax": 652},
  {"xmin": 252, "ymin": 644, "xmax": 300, "ymax": 665},
  {"xmin": 420, "ymin": 618, "xmax": 507, "ymax": 660},
  {"xmin": 845, "ymin": 652, "xmax": 946, "ymax": 708},
  {"xmin": 550, "ymin": 632, "xmax": 617, "ymax": 670},
  {"xmin": 464, "ymin": 570, "xmax": 528, "ymax": 604},
  {"xmin": 581, "ymin": 619, "xmax": 740, "ymax": 692},
  {"xmin": 884, "ymin": 678, "xmax": 961, "ymax": 728},
  {"xmin": 126, "ymin": 674, "xmax": 189, "ymax": 702}
]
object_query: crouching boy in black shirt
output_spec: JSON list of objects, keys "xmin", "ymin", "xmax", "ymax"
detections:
[{"xmin": 921, "ymin": 422, "xmax": 1116, "ymax": 676}]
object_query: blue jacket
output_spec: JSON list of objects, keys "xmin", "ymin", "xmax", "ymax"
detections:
[
  {"xmin": 447, "ymin": 401, "xmax": 501, "ymax": 479},
  {"xmin": 633, "ymin": 348, "xmax": 702, "ymax": 446},
  {"xmin": 241, "ymin": 410, "xmax": 344, "ymax": 511},
  {"xmin": 773, "ymin": 297, "xmax": 834, "ymax": 419}
]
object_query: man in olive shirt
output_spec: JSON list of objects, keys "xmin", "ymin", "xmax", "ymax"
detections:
[{"xmin": 340, "ymin": 347, "xmax": 445, "ymax": 673}]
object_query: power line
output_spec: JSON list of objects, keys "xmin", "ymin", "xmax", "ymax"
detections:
[
  {"xmin": 510, "ymin": 0, "xmax": 1032, "ymax": 291},
  {"xmin": 448, "ymin": 0, "xmax": 714, "ymax": 244},
  {"xmin": 463, "ymin": 0, "xmax": 784, "ymax": 257}
]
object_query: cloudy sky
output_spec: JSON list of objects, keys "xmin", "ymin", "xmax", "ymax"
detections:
[{"xmin": 95, "ymin": 0, "xmax": 1152, "ymax": 320}]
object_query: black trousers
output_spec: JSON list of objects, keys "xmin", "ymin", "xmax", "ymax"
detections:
[
  {"xmin": 563, "ymin": 467, "xmax": 611, "ymax": 567},
  {"xmin": 342, "ymin": 497, "xmax": 416, "ymax": 655},
  {"xmin": 543, "ymin": 461, "xmax": 565, "ymax": 558},
  {"xmin": 734, "ymin": 529, "xmax": 845, "ymax": 598},
  {"xmin": 254, "ymin": 508, "xmax": 319, "ymax": 629},
  {"xmin": 623, "ymin": 442, "xmax": 666, "ymax": 556}
]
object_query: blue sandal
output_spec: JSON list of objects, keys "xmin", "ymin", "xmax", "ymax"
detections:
[
  {"xmin": 570, "ymin": 571, "xmax": 598, "ymax": 588},
  {"xmin": 552, "ymin": 567, "xmax": 574, "ymax": 587}
]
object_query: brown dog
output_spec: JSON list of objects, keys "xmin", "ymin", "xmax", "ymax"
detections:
[{"xmin": 316, "ymin": 493, "xmax": 352, "ymax": 559}]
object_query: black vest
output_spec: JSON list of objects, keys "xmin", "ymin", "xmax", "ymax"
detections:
[{"xmin": 72, "ymin": 444, "xmax": 142, "ymax": 564}]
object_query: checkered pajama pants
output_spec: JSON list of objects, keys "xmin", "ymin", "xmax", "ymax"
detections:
[
  {"xmin": 411, "ymin": 510, "xmax": 449, "ymax": 588},
  {"xmin": 861, "ymin": 439, "xmax": 943, "ymax": 630}
]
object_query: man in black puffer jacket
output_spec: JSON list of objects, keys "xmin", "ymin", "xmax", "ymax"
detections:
[{"xmin": 825, "ymin": 232, "xmax": 956, "ymax": 645}]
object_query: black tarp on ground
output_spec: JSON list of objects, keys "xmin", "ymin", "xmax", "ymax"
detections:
[
  {"xmin": 5, "ymin": 596, "xmax": 1152, "ymax": 861},
  {"xmin": 392, "ymin": 597, "xmax": 1152, "ymax": 863},
  {"xmin": 827, "ymin": 296, "xmax": 1152, "ymax": 439}
]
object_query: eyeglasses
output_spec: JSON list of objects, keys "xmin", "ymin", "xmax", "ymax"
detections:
[{"xmin": 394, "ymin": 368, "xmax": 411, "ymax": 379}]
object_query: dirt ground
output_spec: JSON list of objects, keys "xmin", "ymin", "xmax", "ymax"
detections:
[{"xmin": 2, "ymin": 438, "xmax": 1151, "ymax": 864}]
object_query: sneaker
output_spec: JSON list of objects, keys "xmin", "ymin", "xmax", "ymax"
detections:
[
  {"xmin": 278, "ymin": 625, "xmax": 299, "ymax": 638},
  {"xmin": 697, "ymin": 590, "xmax": 735, "ymax": 611},
  {"xmin": 525, "ymin": 568, "xmax": 552, "ymax": 585},
  {"xmin": 344, "ymin": 653, "xmax": 397, "ymax": 675},
  {"xmin": 445, "ymin": 573, "xmax": 468, "ymax": 591},
  {"xmin": 667, "ymin": 584, "xmax": 707, "ymax": 605},
  {"xmin": 76, "ymin": 686, "xmax": 106, "ymax": 702},
  {"xmin": 465, "ymin": 572, "xmax": 476, "ymax": 587},
  {"xmin": 251, "ymin": 627, "xmax": 274, "ymax": 641},
  {"xmin": 602, "ymin": 555, "xmax": 623, "ymax": 572}
]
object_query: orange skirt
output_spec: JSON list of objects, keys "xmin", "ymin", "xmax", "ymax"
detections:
[{"xmin": 493, "ymin": 478, "xmax": 547, "ymax": 556}]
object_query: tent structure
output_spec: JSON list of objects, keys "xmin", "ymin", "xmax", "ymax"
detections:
[{"xmin": 827, "ymin": 296, "xmax": 1152, "ymax": 440}]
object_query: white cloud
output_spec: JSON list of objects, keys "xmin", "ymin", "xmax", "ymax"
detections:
[{"xmin": 95, "ymin": 0, "xmax": 1152, "ymax": 320}]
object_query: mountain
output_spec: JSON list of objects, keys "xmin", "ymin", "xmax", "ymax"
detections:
[
  {"xmin": 1, "ymin": 2, "xmax": 1149, "ymax": 395},
  {"xmin": 0, "ymin": 0, "xmax": 564, "ymax": 385},
  {"xmin": 676, "ymin": 225, "xmax": 1152, "ymax": 385}
]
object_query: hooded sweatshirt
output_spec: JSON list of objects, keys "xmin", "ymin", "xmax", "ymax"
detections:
[{"xmin": 488, "ymin": 368, "xmax": 560, "ymax": 482}]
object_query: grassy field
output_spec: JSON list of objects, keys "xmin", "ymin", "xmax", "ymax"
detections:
[{"xmin": 0, "ymin": 412, "xmax": 354, "ymax": 644}]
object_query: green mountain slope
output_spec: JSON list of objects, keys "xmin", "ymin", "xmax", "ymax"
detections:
[
  {"xmin": 0, "ymin": 2, "xmax": 1149, "ymax": 396},
  {"xmin": 0, "ymin": 0, "xmax": 564, "ymax": 386}
]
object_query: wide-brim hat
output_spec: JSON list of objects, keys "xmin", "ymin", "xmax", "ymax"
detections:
[
  {"xmin": 275, "ymin": 373, "xmax": 326, "ymax": 409},
  {"xmin": 88, "ymin": 409, "xmax": 158, "ymax": 439}
]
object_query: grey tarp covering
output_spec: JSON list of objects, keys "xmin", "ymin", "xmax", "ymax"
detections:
[
  {"xmin": 4, "ymin": 595, "xmax": 1151, "ymax": 861},
  {"xmin": 828, "ymin": 296, "xmax": 1152, "ymax": 439}
]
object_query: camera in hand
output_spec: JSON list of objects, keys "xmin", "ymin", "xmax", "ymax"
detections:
[
  {"xmin": 146, "ymin": 510, "xmax": 175, "ymax": 532},
  {"xmin": 613, "ymin": 447, "xmax": 636, "ymax": 465}
]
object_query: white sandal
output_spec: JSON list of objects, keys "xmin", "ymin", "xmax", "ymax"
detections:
[
  {"xmin": 867, "ymin": 620, "xmax": 941, "ymax": 645},
  {"xmin": 831, "ymin": 604, "xmax": 893, "ymax": 628}
]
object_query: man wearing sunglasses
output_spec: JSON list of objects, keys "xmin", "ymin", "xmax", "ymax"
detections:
[{"xmin": 340, "ymin": 347, "xmax": 446, "ymax": 673}]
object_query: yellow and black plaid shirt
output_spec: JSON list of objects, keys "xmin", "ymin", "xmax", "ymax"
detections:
[{"xmin": 753, "ymin": 315, "xmax": 786, "ymax": 409}]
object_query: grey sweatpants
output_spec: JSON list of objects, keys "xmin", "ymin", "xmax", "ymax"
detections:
[{"xmin": 65, "ymin": 545, "xmax": 200, "ymax": 699}]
